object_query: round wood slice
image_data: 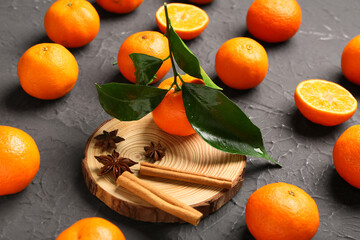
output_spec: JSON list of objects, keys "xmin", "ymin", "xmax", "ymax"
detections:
[{"xmin": 82, "ymin": 114, "xmax": 246, "ymax": 223}]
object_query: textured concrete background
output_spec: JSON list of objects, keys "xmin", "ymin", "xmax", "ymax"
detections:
[{"xmin": 1, "ymin": 0, "xmax": 360, "ymax": 239}]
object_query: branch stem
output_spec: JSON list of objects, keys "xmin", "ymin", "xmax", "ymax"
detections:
[{"xmin": 164, "ymin": 2, "xmax": 181, "ymax": 91}]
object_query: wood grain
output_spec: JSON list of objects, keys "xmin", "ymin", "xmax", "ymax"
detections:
[{"xmin": 82, "ymin": 114, "xmax": 246, "ymax": 223}]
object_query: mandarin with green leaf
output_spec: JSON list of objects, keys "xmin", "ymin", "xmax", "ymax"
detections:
[
  {"xmin": 152, "ymin": 75, "xmax": 203, "ymax": 136},
  {"xmin": 96, "ymin": 3, "xmax": 276, "ymax": 164},
  {"xmin": 117, "ymin": 31, "xmax": 171, "ymax": 84}
]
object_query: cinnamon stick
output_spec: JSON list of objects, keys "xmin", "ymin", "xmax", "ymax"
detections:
[
  {"xmin": 116, "ymin": 171, "xmax": 203, "ymax": 226},
  {"xmin": 139, "ymin": 162, "xmax": 233, "ymax": 189}
]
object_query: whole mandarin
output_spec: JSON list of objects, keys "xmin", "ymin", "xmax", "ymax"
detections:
[
  {"xmin": 17, "ymin": 43, "xmax": 78, "ymax": 100},
  {"xmin": 215, "ymin": 37, "xmax": 268, "ymax": 89},
  {"xmin": 44, "ymin": 0, "xmax": 100, "ymax": 48},
  {"xmin": 56, "ymin": 217, "xmax": 125, "ymax": 240},
  {"xmin": 246, "ymin": 0, "xmax": 302, "ymax": 43},
  {"xmin": 246, "ymin": 182, "xmax": 319, "ymax": 240},
  {"xmin": 96, "ymin": 0, "xmax": 143, "ymax": 14},
  {"xmin": 333, "ymin": 125, "xmax": 360, "ymax": 189},
  {"xmin": 0, "ymin": 126, "xmax": 40, "ymax": 196},
  {"xmin": 341, "ymin": 35, "xmax": 360, "ymax": 85}
]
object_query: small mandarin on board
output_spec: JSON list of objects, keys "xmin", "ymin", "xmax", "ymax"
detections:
[
  {"xmin": 245, "ymin": 182, "xmax": 319, "ymax": 240},
  {"xmin": 215, "ymin": 37, "xmax": 268, "ymax": 90},
  {"xmin": 152, "ymin": 75, "xmax": 204, "ymax": 136},
  {"xmin": 246, "ymin": 0, "xmax": 302, "ymax": 43},
  {"xmin": 56, "ymin": 217, "xmax": 125, "ymax": 240},
  {"xmin": 294, "ymin": 79, "xmax": 357, "ymax": 126},
  {"xmin": 96, "ymin": 0, "xmax": 143, "ymax": 14},
  {"xmin": 156, "ymin": 3, "xmax": 209, "ymax": 40},
  {"xmin": 333, "ymin": 125, "xmax": 360, "ymax": 189},
  {"xmin": 0, "ymin": 126, "xmax": 40, "ymax": 196},
  {"xmin": 341, "ymin": 35, "xmax": 360, "ymax": 85},
  {"xmin": 44, "ymin": 0, "xmax": 100, "ymax": 48},
  {"xmin": 17, "ymin": 43, "xmax": 79, "ymax": 100},
  {"xmin": 117, "ymin": 31, "xmax": 171, "ymax": 84}
]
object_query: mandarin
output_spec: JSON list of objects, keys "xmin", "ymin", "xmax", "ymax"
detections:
[
  {"xmin": 117, "ymin": 31, "xmax": 171, "ymax": 84},
  {"xmin": 44, "ymin": 0, "xmax": 100, "ymax": 48},
  {"xmin": 188, "ymin": 0, "xmax": 213, "ymax": 4},
  {"xmin": 215, "ymin": 37, "xmax": 268, "ymax": 90},
  {"xmin": 0, "ymin": 126, "xmax": 40, "ymax": 196},
  {"xmin": 96, "ymin": 0, "xmax": 143, "ymax": 14},
  {"xmin": 152, "ymin": 75, "xmax": 203, "ymax": 136},
  {"xmin": 294, "ymin": 79, "xmax": 357, "ymax": 126},
  {"xmin": 156, "ymin": 3, "xmax": 209, "ymax": 40},
  {"xmin": 246, "ymin": 0, "xmax": 302, "ymax": 43},
  {"xmin": 57, "ymin": 217, "xmax": 125, "ymax": 240},
  {"xmin": 341, "ymin": 35, "xmax": 360, "ymax": 85},
  {"xmin": 17, "ymin": 43, "xmax": 79, "ymax": 100},
  {"xmin": 333, "ymin": 125, "xmax": 360, "ymax": 189},
  {"xmin": 245, "ymin": 182, "xmax": 319, "ymax": 240}
]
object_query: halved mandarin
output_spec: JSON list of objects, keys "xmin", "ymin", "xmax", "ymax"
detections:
[
  {"xmin": 294, "ymin": 79, "xmax": 357, "ymax": 126},
  {"xmin": 156, "ymin": 3, "xmax": 209, "ymax": 40}
]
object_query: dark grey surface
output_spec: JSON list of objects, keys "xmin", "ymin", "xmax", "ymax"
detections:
[{"xmin": 1, "ymin": 0, "xmax": 360, "ymax": 239}]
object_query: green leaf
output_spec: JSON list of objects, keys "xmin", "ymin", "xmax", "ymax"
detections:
[
  {"xmin": 168, "ymin": 27, "xmax": 201, "ymax": 77},
  {"xmin": 182, "ymin": 83, "xmax": 279, "ymax": 165},
  {"xmin": 200, "ymin": 67, "xmax": 222, "ymax": 90},
  {"xmin": 129, "ymin": 53, "xmax": 164, "ymax": 85},
  {"xmin": 96, "ymin": 83, "xmax": 168, "ymax": 121},
  {"xmin": 167, "ymin": 27, "xmax": 222, "ymax": 90}
]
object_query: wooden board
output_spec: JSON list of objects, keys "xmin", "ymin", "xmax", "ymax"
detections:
[{"xmin": 82, "ymin": 114, "xmax": 246, "ymax": 223}]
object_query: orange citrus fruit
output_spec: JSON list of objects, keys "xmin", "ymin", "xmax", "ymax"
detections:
[
  {"xmin": 0, "ymin": 126, "xmax": 40, "ymax": 196},
  {"xmin": 152, "ymin": 75, "xmax": 203, "ymax": 136},
  {"xmin": 117, "ymin": 31, "xmax": 171, "ymax": 84},
  {"xmin": 245, "ymin": 182, "xmax": 319, "ymax": 240},
  {"xmin": 44, "ymin": 0, "xmax": 100, "ymax": 48},
  {"xmin": 294, "ymin": 79, "xmax": 357, "ymax": 126},
  {"xmin": 17, "ymin": 43, "xmax": 79, "ymax": 100},
  {"xmin": 188, "ymin": 0, "xmax": 213, "ymax": 5},
  {"xmin": 215, "ymin": 37, "xmax": 268, "ymax": 89},
  {"xmin": 156, "ymin": 3, "xmax": 209, "ymax": 40},
  {"xmin": 246, "ymin": 0, "xmax": 302, "ymax": 43},
  {"xmin": 96, "ymin": 0, "xmax": 143, "ymax": 14},
  {"xmin": 341, "ymin": 35, "xmax": 360, "ymax": 85},
  {"xmin": 56, "ymin": 217, "xmax": 125, "ymax": 240},
  {"xmin": 333, "ymin": 125, "xmax": 360, "ymax": 189}
]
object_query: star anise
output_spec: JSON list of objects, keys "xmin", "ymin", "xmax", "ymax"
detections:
[
  {"xmin": 94, "ymin": 129, "xmax": 124, "ymax": 152},
  {"xmin": 144, "ymin": 141, "xmax": 166, "ymax": 161},
  {"xmin": 95, "ymin": 150, "xmax": 137, "ymax": 179}
]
